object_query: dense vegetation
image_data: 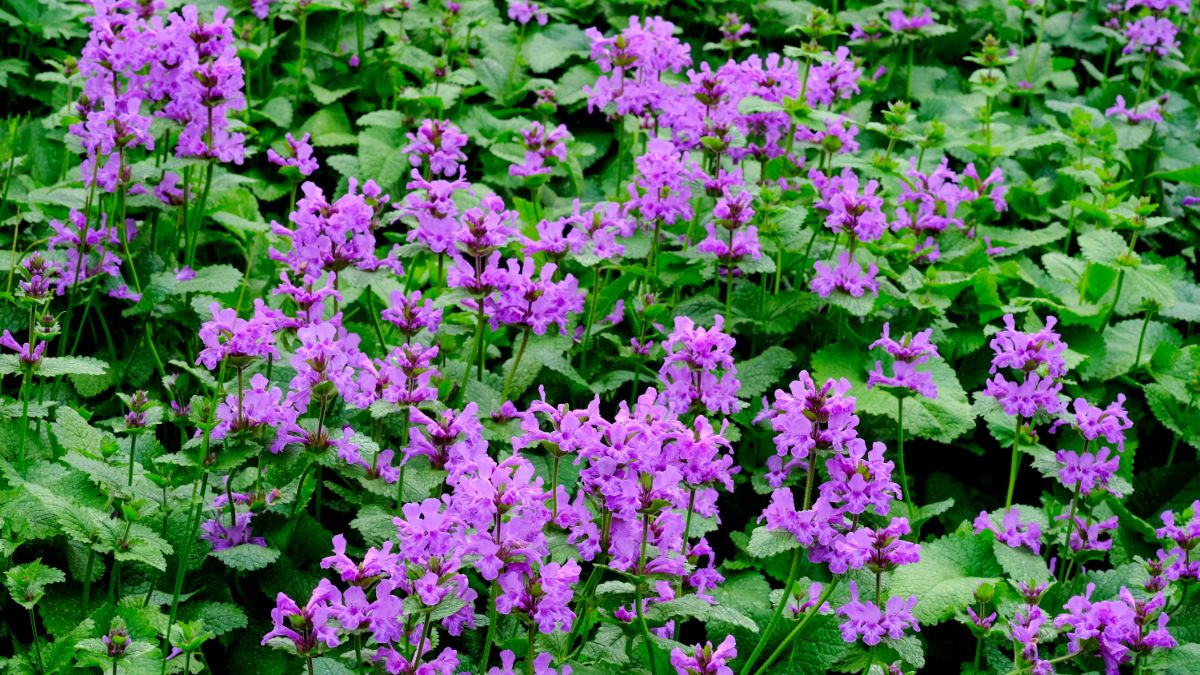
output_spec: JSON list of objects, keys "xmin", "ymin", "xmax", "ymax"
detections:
[{"xmin": 1, "ymin": 0, "xmax": 1199, "ymax": 673}]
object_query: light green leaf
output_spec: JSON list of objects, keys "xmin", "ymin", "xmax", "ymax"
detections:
[
  {"xmin": 737, "ymin": 346, "xmax": 796, "ymax": 400},
  {"xmin": 4, "ymin": 559, "xmax": 66, "ymax": 609},
  {"xmin": 889, "ymin": 531, "xmax": 1003, "ymax": 624},
  {"xmin": 746, "ymin": 526, "xmax": 800, "ymax": 558},
  {"xmin": 211, "ymin": 544, "xmax": 280, "ymax": 572}
]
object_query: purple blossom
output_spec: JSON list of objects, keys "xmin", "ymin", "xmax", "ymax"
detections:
[
  {"xmin": 510, "ymin": 122, "xmax": 569, "ymax": 178},
  {"xmin": 507, "ymin": 0, "xmax": 548, "ymax": 26},
  {"xmin": 0, "ymin": 331, "xmax": 47, "ymax": 369},
  {"xmin": 1123, "ymin": 15, "xmax": 1180, "ymax": 56},
  {"xmin": 486, "ymin": 256, "xmax": 584, "ymax": 335},
  {"xmin": 267, "ymin": 132, "xmax": 319, "ymax": 176},
  {"xmin": 261, "ymin": 580, "xmax": 342, "ymax": 653},
  {"xmin": 1052, "ymin": 395, "xmax": 1133, "ymax": 451},
  {"xmin": 836, "ymin": 581, "xmax": 919, "ymax": 645},
  {"xmin": 1105, "ymin": 95, "xmax": 1164, "ymax": 124},
  {"xmin": 628, "ymin": 138, "xmax": 702, "ymax": 226},
  {"xmin": 867, "ymin": 323, "xmax": 939, "ymax": 398},
  {"xmin": 1055, "ymin": 447, "xmax": 1121, "ymax": 496},
  {"xmin": 658, "ymin": 315, "xmax": 742, "ymax": 415},
  {"xmin": 811, "ymin": 252, "xmax": 880, "ymax": 299},
  {"xmin": 888, "ymin": 6, "xmax": 934, "ymax": 33},
  {"xmin": 201, "ymin": 511, "xmax": 266, "ymax": 551},
  {"xmin": 669, "ymin": 635, "xmax": 737, "ymax": 675},
  {"xmin": 403, "ymin": 169, "xmax": 470, "ymax": 255},
  {"xmin": 974, "ymin": 508, "xmax": 1043, "ymax": 553},
  {"xmin": 404, "ymin": 119, "xmax": 469, "ymax": 177},
  {"xmin": 806, "ymin": 47, "xmax": 862, "ymax": 108},
  {"xmin": 382, "ymin": 290, "xmax": 443, "ymax": 338},
  {"xmin": 196, "ymin": 303, "xmax": 280, "ymax": 370}
]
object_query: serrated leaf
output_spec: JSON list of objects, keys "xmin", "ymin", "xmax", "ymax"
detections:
[
  {"xmin": 811, "ymin": 343, "xmax": 974, "ymax": 444},
  {"xmin": 737, "ymin": 346, "xmax": 796, "ymax": 400},
  {"xmin": 889, "ymin": 531, "xmax": 1003, "ymax": 624},
  {"xmin": 4, "ymin": 559, "xmax": 66, "ymax": 609},
  {"xmin": 38, "ymin": 356, "xmax": 108, "ymax": 377},
  {"xmin": 211, "ymin": 544, "xmax": 280, "ymax": 571},
  {"xmin": 746, "ymin": 526, "xmax": 800, "ymax": 558}
]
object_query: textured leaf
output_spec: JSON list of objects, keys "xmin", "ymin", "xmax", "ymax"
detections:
[
  {"xmin": 738, "ymin": 346, "xmax": 797, "ymax": 400},
  {"xmin": 38, "ymin": 356, "xmax": 108, "ymax": 377},
  {"xmin": 811, "ymin": 343, "xmax": 974, "ymax": 444},
  {"xmin": 211, "ymin": 544, "xmax": 281, "ymax": 571},
  {"xmin": 890, "ymin": 531, "xmax": 1003, "ymax": 624},
  {"xmin": 746, "ymin": 526, "xmax": 800, "ymax": 558},
  {"xmin": 4, "ymin": 559, "xmax": 65, "ymax": 609}
]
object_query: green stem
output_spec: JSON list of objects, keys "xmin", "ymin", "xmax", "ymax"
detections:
[
  {"xmin": 127, "ymin": 435, "xmax": 138, "ymax": 487},
  {"xmin": 458, "ymin": 300, "xmax": 486, "ymax": 399},
  {"xmin": 163, "ymin": 471, "xmax": 209, "ymax": 675},
  {"xmin": 1167, "ymin": 394, "xmax": 1195, "ymax": 467},
  {"xmin": 752, "ymin": 577, "xmax": 842, "ymax": 675},
  {"xmin": 525, "ymin": 621, "xmax": 537, "ymax": 675},
  {"xmin": 82, "ymin": 548, "xmax": 96, "ymax": 614},
  {"xmin": 479, "ymin": 580, "xmax": 500, "ymax": 672},
  {"xmin": 740, "ymin": 547, "xmax": 803, "ymax": 675},
  {"xmin": 1133, "ymin": 310, "xmax": 1153, "ymax": 371},
  {"xmin": 896, "ymin": 397, "xmax": 909, "ymax": 505},
  {"xmin": 29, "ymin": 607, "xmax": 44, "ymax": 673},
  {"xmin": 501, "ymin": 328, "xmax": 531, "ymax": 402},
  {"xmin": 1004, "ymin": 415, "xmax": 1023, "ymax": 509}
]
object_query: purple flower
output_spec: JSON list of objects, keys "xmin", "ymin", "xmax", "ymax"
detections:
[
  {"xmin": 628, "ymin": 138, "xmax": 702, "ymax": 226},
  {"xmin": 836, "ymin": 581, "xmax": 919, "ymax": 645},
  {"xmin": 888, "ymin": 6, "xmax": 934, "ymax": 33},
  {"xmin": 261, "ymin": 579, "xmax": 342, "ymax": 653},
  {"xmin": 834, "ymin": 517, "xmax": 920, "ymax": 574},
  {"xmin": 509, "ymin": 122, "xmax": 569, "ymax": 178},
  {"xmin": 988, "ymin": 314, "xmax": 1068, "ymax": 377},
  {"xmin": 496, "ymin": 560, "xmax": 581, "ymax": 633},
  {"xmin": 806, "ymin": 47, "xmax": 862, "ymax": 108},
  {"xmin": 196, "ymin": 303, "xmax": 280, "ymax": 370},
  {"xmin": 974, "ymin": 508, "xmax": 1042, "ymax": 554},
  {"xmin": 507, "ymin": 0, "xmax": 548, "ymax": 26},
  {"xmin": 487, "ymin": 256, "xmax": 584, "ymax": 336},
  {"xmin": 719, "ymin": 13, "xmax": 751, "ymax": 43},
  {"xmin": 0, "ymin": 331, "xmax": 46, "ymax": 369},
  {"xmin": 1058, "ymin": 514, "xmax": 1119, "ymax": 552},
  {"xmin": 669, "ymin": 635, "xmax": 737, "ymax": 675},
  {"xmin": 755, "ymin": 372, "xmax": 859, "ymax": 483},
  {"xmin": 321, "ymin": 534, "xmax": 399, "ymax": 584},
  {"xmin": 1159, "ymin": 501, "xmax": 1200, "ymax": 548},
  {"xmin": 820, "ymin": 441, "xmax": 901, "ymax": 516},
  {"xmin": 272, "ymin": 178, "xmax": 400, "ymax": 276},
  {"xmin": 403, "ymin": 169, "xmax": 470, "ymax": 255},
  {"xmin": 267, "ymin": 132, "xmax": 319, "ymax": 176},
  {"xmin": 1052, "ymin": 395, "xmax": 1133, "ymax": 451},
  {"xmin": 404, "ymin": 119, "xmax": 469, "ymax": 177},
  {"xmin": 658, "ymin": 315, "xmax": 742, "ymax": 415},
  {"xmin": 382, "ymin": 290, "xmax": 443, "ymax": 339},
  {"xmin": 251, "ymin": 0, "xmax": 277, "ymax": 20},
  {"xmin": 1056, "ymin": 447, "xmax": 1121, "ymax": 496},
  {"xmin": 1105, "ymin": 95, "xmax": 1164, "ymax": 124},
  {"xmin": 201, "ymin": 511, "xmax": 267, "ymax": 551},
  {"xmin": 48, "ymin": 210, "xmax": 130, "ymax": 294},
  {"xmin": 811, "ymin": 252, "xmax": 880, "ymax": 298},
  {"xmin": 985, "ymin": 372, "xmax": 1064, "ymax": 417},
  {"xmin": 867, "ymin": 323, "xmax": 939, "ymax": 398},
  {"xmin": 1123, "ymin": 15, "xmax": 1179, "ymax": 56}
]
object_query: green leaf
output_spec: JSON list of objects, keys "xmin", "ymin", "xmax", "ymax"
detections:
[
  {"xmin": 746, "ymin": 526, "xmax": 800, "ymax": 558},
  {"xmin": 737, "ymin": 346, "xmax": 796, "ymax": 400},
  {"xmin": 211, "ymin": 544, "xmax": 281, "ymax": 572},
  {"xmin": 889, "ymin": 531, "xmax": 1003, "ymax": 624},
  {"xmin": 522, "ymin": 24, "xmax": 588, "ymax": 73},
  {"xmin": 811, "ymin": 343, "xmax": 974, "ymax": 444},
  {"xmin": 38, "ymin": 356, "xmax": 108, "ymax": 377},
  {"xmin": 4, "ymin": 559, "xmax": 65, "ymax": 609},
  {"xmin": 1081, "ymin": 320, "xmax": 1181, "ymax": 382},
  {"xmin": 181, "ymin": 602, "xmax": 248, "ymax": 637},
  {"xmin": 992, "ymin": 538, "xmax": 1051, "ymax": 584},
  {"xmin": 52, "ymin": 407, "xmax": 105, "ymax": 453},
  {"xmin": 300, "ymin": 105, "xmax": 356, "ymax": 147},
  {"xmin": 1150, "ymin": 164, "xmax": 1200, "ymax": 185},
  {"xmin": 1077, "ymin": 229, "xmax": 1129, "ymax": 267}
]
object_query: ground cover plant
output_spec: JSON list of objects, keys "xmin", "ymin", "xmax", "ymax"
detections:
[{"xmin": 1, "ymin": 0, "xmax": 1200, "ymax": 673}]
